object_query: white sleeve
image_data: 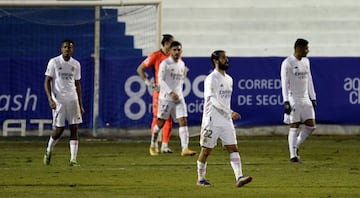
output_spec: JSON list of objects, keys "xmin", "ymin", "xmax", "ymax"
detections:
[
  {"xmin": 74, "ymin": 60, "xmax": 81, "ymax": 80},
  {"xmin": 307, "ymin": 64, "xmax": 316, "ymax": 100},
  {"xmin": 206, "ymin": 77, "xmax": 233, "ymax": 114},
  {"xmin": 281, "ymin": 60, "xmax": 289, "ymax": 102},
  {"xmin": 158, "ymin": 61, "xmax": 172, "ymax": 94},
  {"xmin": 210, "ymin": 97, "xmax": 233, "ymax": 115},
  {"xmin": 45, "ymin": 58, "xmax": 55, "ymax": 77}
]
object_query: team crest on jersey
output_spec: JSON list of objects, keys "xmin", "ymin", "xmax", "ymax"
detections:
[{"xmin": 72, "ymin": 67, "xmax": 75, "ymax": 71}]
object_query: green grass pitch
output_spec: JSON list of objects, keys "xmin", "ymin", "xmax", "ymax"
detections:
[{"xmin": 0, "ymin": 135, "xmax": 359, "ymax": 197}]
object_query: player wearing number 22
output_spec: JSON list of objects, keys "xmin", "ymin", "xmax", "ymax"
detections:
[
  {"xmin": 196, "ymin": 50, "xmax": 252, "ymax": 187},
  {"xmin": 281, "ymin": 38, "xmax": 317, "ymax": 163}
]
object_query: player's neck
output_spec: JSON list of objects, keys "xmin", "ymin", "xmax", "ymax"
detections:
[
  {"xmin": 160, "ymin": 47, "xmax": 168, "ymax": 54},
  {"xmin": 62, "ymin": 55, "xmax": 71, "ymax": 61},
  {"xmin": 216, "ymin": 68, "xmax": 226, "ymax": 76},
  {"xmin": 293, "ymin": 53, "xmax": 303, "ymax": 60},
  {"xmin": 171, "ymin": 56, "xmax": 179, "ymax": 62}
]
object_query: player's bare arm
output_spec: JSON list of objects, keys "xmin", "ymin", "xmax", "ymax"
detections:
[
  {"xmin": 44, "ymin": 75, "xmax": 56, "ymax": 109},
  {"xmin": 75, "ymin": 80, "xmax": 84, "ymax": 114},
  {"xmin": 137, "ymin": 63, "xmax": 160, "ymax": 91},
  {"xmin": 184, "ymin": 66, "xmax": 189, "ymax": 78},
  {"xmin": 136, "ymin": 63, "xmax": 148, "ymax": 81}
]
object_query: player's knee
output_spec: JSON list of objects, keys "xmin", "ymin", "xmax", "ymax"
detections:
[
  {"xmin": 52, "ymin": 127, "xmax": 65, "ymax": 139},
  {"xmin": 305, "ymin": 125, "xmax": 316, "ymax": 133},
  {"xmin": 201, "ymin": 147, "xmax": 212, "ymax": 157},
  {"xmin": 178, "ymin": 117, "xmax": 187, "ymax": 126},
  {"xmin": 226, "ymin": 145, "xmax": 238, "ymax": 153}
]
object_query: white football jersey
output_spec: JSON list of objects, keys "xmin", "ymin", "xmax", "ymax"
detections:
[
  {"xmin": 45, "ymin": 55, "xmax": 81, "ymax": 101},
  {"xmin": 202, "ymin": 70, "xmax": 233, "ymax": 127},
  {"xmin": 158, "ymin": 56, "xmax": 186, "ymax": 101},
  {"xmin": 281, "ymin": 55, "xmax": 316, "ymax": 101}
]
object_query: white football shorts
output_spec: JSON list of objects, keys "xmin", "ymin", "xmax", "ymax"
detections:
[
  {"xmin": 157, "ymin": 99, "xmax": 188, "ymax": 120},
  {"xmin": 200, "ymin": 122, "xmax": 237, "ymax": 148},
  {"xmin": 52, "ymin": 99, "xmax": 82, "ymax": 127},
  {"xmin": 284, "ymin": 98, "xmax": 315, "ymax": 124}
]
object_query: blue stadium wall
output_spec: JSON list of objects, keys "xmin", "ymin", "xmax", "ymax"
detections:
[{"xmin": 1, "ymin": 56, "xmax": 360, "ymax": 130}]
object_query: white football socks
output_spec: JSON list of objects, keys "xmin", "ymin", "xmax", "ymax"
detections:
[
  {"xmin": 197, "ymin": 160, "xmax": 207, "ymax": 181},
  {"xmin": 69, "ymin": 140, "xmax": 79, "ymax": 161},
  {"xmin": 288, "ymin": 128, "xmax": 298, "ymax": 158},
  {"xmin": 179, "ymin": 126, "xmax": 189, "ymax": 150},
  {"xmin": 297, "ymin": 126, "xmax": 315, "ymax": 146},
  {"xmin": 46, "ymin": 136, "xmax": 59, "ymax": 152},
  {"xmin": 151, "ymin": 125, "xmax": 161, "ymax": 147},
  {"xmin": 230, "ymin": 152, "xmax": 243, "ymax": 180}
]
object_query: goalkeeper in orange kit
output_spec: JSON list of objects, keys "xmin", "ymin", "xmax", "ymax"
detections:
[{"xmin": 137, "ymin": 34, "xmax": 174, "ymax": 155}]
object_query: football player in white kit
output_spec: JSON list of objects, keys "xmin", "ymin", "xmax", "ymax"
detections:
[
  {"xmin": 196, "ymin": 50, "xmax": 252, "ymax": 187},
  {"xmin": 149, "ymin": 41, "xmax": 196, "ymax": 156},
  {"xmin": 281, "ymin": 38, "xmax": 317, "ymax": 163},
  {"xmin": 43, "ymin": 40, "xmax": 84, "ymax": 166}
]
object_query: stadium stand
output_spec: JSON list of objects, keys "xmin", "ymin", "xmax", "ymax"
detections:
[
  {"xmin": 0, "ymin": 7, "xmax": 142, "ymax": 58},
  {"xmin": 162, "ymin": 0, "xmax": 360, "ymax": 57}
]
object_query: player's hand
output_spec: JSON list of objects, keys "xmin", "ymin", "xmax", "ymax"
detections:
[
  {"xmin": 231, "ymin": 112, "xmax": 241, "ymax": 120},
  {"xmin": 170, "ymin": 92, "xmax": 179, "ymax": 101},
  {"xmin": 80, "ymin": 106, "xmax": 85, "ymax": 114},
  {"xmin": 150, "ymin": 82, "xmax": 160, "ymax": 92},
  {"xmin": 144, "ymin": 79, "xmax": 159, "ymax": 91},
  {"xmin": 284, "ymin": 101, "xmax": 291, "ymax": 115},
  {"xmin": 311, "ymin": 100, "xmax": 317, "ymax": 108},
  {"xmin": 48, "ymin": 99, "xmax": 56, "ymax": 110}
]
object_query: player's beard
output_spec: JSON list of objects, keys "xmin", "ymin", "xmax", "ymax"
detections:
[
  {"xmin": 219, "ymin": 63, "xmax": 229, "ymax": 71},
  {"xmin": 172, "ymin": 53, "xmax": 180, "ymax": 61}
]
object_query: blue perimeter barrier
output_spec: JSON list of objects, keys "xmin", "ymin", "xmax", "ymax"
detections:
[{"xmin": 0, "ymin": 56, "xmax": 359, "ymax": 130}]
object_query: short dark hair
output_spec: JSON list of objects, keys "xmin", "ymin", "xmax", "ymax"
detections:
[
  {"xmin": 161, "ymin": 34, "xmax": 174, "ymax": 46},
  {"xmin": 211, "ymin": 50, "xmax": 225, "ymax": 67},
  {"xmin": 170, "ymin": 40, "xmax": 182, "ymax": 48},
  {"xmin": 294, "ymin": 38, "xmax": 308, "ymax": 49},
  {"xmin": 62, "ymin": 39, "xmax": 74, "ymax": 46}
]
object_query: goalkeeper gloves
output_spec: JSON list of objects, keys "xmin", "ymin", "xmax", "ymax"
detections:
[
  {"xmin": 144, "ymin": 79, "xmax": 160, "ymax": 91},
  {"xmin": 311, "ymin": 100, "xmax": 317, "ymax": 108},
  {"xmin": 284, "ymin": 101, "xmax": 291, "ymax": 115}
]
